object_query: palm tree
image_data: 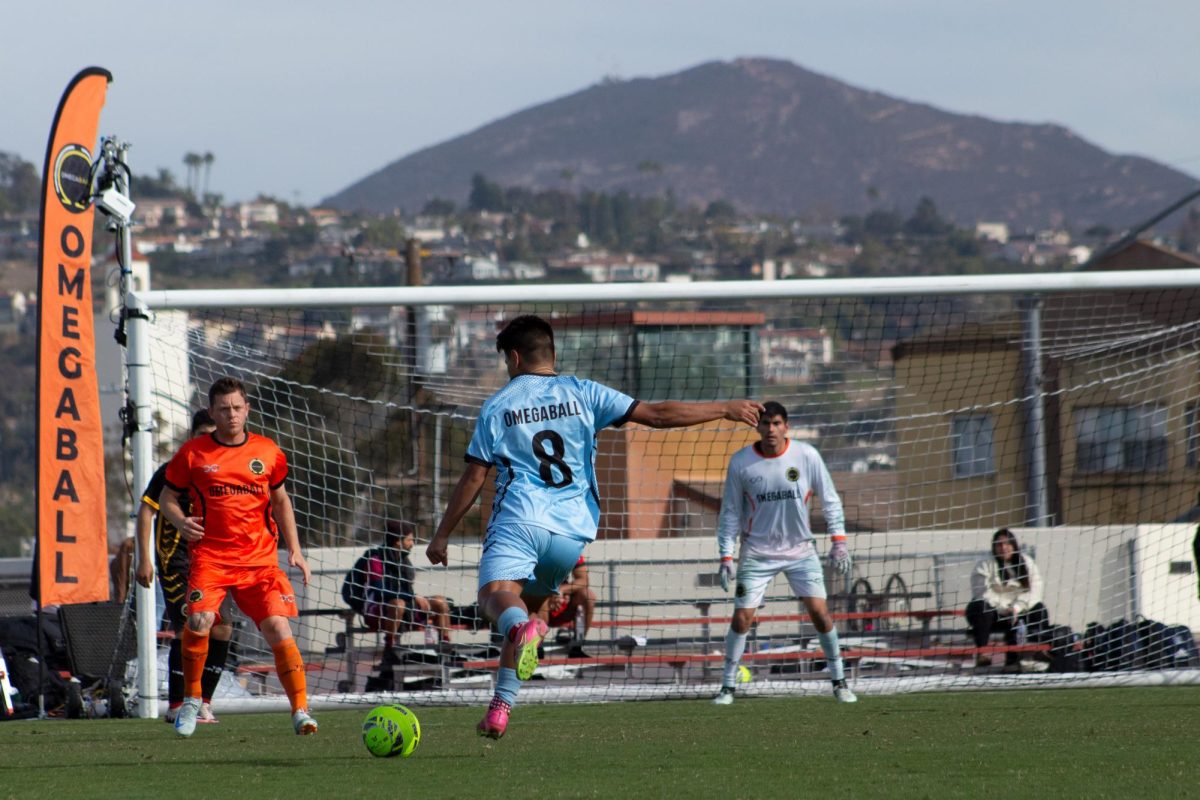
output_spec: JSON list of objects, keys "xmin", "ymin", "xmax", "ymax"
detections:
[
  {"xmin": 202, "ymin": 152, "xmax": 215, "ymax": 197},
  {"xmin": 182, "ymin": 152, "xmax": 202, "ymax": 195}
]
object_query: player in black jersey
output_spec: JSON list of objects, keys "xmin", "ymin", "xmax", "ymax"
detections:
[{"xmin": 135, "ymin": 409, "xmax": 230, "ymax": 724}]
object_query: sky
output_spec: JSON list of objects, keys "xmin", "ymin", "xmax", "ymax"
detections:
[{"xmin": 6, "ymin": 1, "xmax": 1199, "ymax": 207}]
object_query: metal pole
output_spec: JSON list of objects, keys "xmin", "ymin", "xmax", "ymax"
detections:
[
  {"xmin": 432, "ymin": 414, "xmax": 443, "ymax": 520},
  {"xmin": 1020, "ymin": 296, "xmax": 1049, "ymax": 526},
  {"xmin": 404, "ymin": 238, "xmax": 422, "ymax": 518},
  {"xmin": 116, "ymin": 140, "xmax": 159, "ymax": 719},
  {"xmin": 128, "ymin": 292, "xmax": 157, "ymax": 719}
]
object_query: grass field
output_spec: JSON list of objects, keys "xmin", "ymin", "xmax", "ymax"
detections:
[{"xmin": 2, "ymin": 687, "xmax": 1198, "ymax": 799}]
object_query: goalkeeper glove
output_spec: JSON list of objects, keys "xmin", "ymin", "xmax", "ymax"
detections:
[
  {"xmin": 828, "ymin": 539, "xmax": 852, "ymax": 576},
  {"xmin": 718, "ymin": 558, "xmax": 735, "ymax": 592}
]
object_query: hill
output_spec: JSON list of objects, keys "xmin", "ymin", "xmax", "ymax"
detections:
[{"xmin": 323, "ymin": 58, "xmax": 1197, "ymax": 230}]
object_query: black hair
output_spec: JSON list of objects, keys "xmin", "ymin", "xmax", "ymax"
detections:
[
  {"xmin": 496, "ymin": 315, "xmax": 555, "ymax": 364},
  {"xmin": 190, "ymin": 409, "xmax": 215, "ymax": 435},
  {"xmin": 761, "ymin": 401, "xmax": 788, "ymax": 423},
  {"xmin": 991, "ymin": 527, "xmax": 1030, "ymax": 588},
  {"xmin": 385, "ymin": 519, "xmax": 415, "ymax": 548},
  {"xmin": 208, "ymin": 376, "xmax": 247, "ymax": 407}
]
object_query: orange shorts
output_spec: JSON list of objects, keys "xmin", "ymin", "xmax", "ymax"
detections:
[{"xmin": 185, "ymin": 561, "xmax": 298, "ymax": 626}]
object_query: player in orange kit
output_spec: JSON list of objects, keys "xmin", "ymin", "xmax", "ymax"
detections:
[{"xmin": 159, "ymin": 376, "xmax": 317, "ymax": 737}]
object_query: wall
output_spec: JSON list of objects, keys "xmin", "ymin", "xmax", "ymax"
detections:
[
  {"xmin": 294, "ymin": 524, "xmax": 1200, "ymax": 654},
  {"xmin": 894, "ymin": 347, "xmax": 1030, "ymax": 529}
]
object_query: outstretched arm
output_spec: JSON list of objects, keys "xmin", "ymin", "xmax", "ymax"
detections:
[
  {"xmin": 426, "ymin": 462, "xmax": 490, "ymax": 566},
  {"xmin": 629, "ymin": 399, "xmax": 762, "ymax": 429}
]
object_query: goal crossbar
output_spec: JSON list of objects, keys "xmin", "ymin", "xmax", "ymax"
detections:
[{"xmin": 132, "ymin": 268, "xmax": 1200, "ymax": 310}]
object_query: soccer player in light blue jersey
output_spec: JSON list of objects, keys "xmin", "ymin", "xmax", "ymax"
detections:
[
  {"xmin": 426, "ymin": 315, "xmax": 762, "ymax": 739},
  {"xmin": 711, "ymin": 400, "xmax": 858, "ymax": 706}
]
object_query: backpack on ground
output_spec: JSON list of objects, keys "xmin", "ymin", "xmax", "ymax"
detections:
[
  {"xmin": 1080, "ymin": 622, "xmax": 1106, "ymax": 672},
  {"xmin": 1082, "ymin": 620, "xmax": 1138, "ymax": 672},
  {"xmin": 1097, "ymin": 619, "xmax": 1139, "ymax": 671},
  {"xmin": 1082, "ymin": 618, "xmax": 1197, "ymax": 671},
  {"xmin": 1044, "ymin": 624, "xmax": 1081, "ymax": 672},
  {"xmin": 1134, "ymin": 618, "xmax": 1171, "ymax": 669},
  {"xmin": 1162, "ymin": 624, "xmax": 1200, "ymax": 669}
]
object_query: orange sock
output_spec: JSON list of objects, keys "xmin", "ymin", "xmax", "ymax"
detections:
[
  {"xmin": 181, "ymin": 628, "xmax": 210, "ymax": 700},
  {"xmin": 271, "ymin": 638, "xmax": 308, "ymax": 713}
]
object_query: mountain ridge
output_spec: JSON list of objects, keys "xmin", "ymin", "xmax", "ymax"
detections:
[{"xmin": 324, "ymin": 58, "xmax": 1197, "ymax": 230}]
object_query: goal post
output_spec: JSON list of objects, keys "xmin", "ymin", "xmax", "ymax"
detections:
[{"xmin": 124, "ymin": 269, "xmax": 1200, "ymax": 715}]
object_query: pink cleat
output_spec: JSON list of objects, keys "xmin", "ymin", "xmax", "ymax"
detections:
[
  {"xmin": 512, "ymin": 618, "xmax": 549, "ymax": 680},
  {"xmin": 477, "ymin": 697, "xmax": 511, "ymax": 739}
]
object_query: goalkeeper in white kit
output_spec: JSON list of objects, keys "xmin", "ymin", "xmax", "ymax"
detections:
[{"xmin": 712, "ymin": 401, "xmax": 857, "ymax": 705}]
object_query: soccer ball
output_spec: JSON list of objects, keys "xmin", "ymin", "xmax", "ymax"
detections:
[
  {"xmin": 362, "ymin": 704, "xmax": 421, "ymax": 758},
  {"xmin": 735, "ymin": 665, "xmax": 753, "ymax": 684}
]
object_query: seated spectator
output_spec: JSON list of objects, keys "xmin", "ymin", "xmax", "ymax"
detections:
[
  {"xmin": 342, "ymin": 520, "xmax": 451, "ymax": 658},
  {"xmin": 450, "ymin": 559, "xmax": 597, "ymax": 659},
  {"xmin": 541, "ymin": 556, "xmax": 595, "ymax": 658},
  {"xmin": 966, "ymin": 528, "xmax": 1051, "ymax": 673}
]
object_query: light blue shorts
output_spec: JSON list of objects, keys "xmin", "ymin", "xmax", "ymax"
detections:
[
  {"xmin": 734, "ymin": 552, "xmax": 827, "ymax": 609},
  {"xmin": 478, "ymin": 523, "xmax": 588, "ymax": 597}
]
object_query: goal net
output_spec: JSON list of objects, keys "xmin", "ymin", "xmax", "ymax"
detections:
[{"xmin": 124, "ymin": 270, "xmax": 1200, "ymax": 713}]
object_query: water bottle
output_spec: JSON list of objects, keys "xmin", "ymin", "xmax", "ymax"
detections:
[
  {"xmin": 574, "ymin": 604, "xmax": 586, "ymax": 641},
  {"xmin": 424, "ymin": 622, "xmax": 436, "ymax": 648},
  {"xmin": 1014, "ymin": 620, "xmax": 1027, "ymax": 645}
]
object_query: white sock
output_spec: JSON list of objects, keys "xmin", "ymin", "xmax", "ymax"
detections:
[
  {"xmin": 722, "ymin": 628, "xmax": 749, "ymax": 686},
  {"xmin": 817, "ymin": 629, "xmax": 844, "ymax": 681}
]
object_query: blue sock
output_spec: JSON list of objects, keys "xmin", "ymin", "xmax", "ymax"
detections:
[
  {"xmin": 495, "ymin": 667, "xmax": 521, "ymax": 706},
  {"xmin": 497, "ymin": 606, "xmax": 529, "ymax": 640},
  {"xmin": 817, "ymin": 629, "xmax": 844, "ymax": 681}
]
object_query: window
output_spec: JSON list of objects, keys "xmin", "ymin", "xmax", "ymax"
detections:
[
  {"xmin": 952, "ymin": 414, "xmax": 995, "ymax": 478},
  {"xmin": 1187, "ymin": 402, "xmax": 1200, "ymax": 468},
  {"xmin": 636, "ymin": 326, "xmax": 757, "ymax": 401},
  {"xmin": 1075, "ymin": 405, "xmax": 1168, "ymax": 473}
]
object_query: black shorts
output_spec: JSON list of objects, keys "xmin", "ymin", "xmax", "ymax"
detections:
[{"xmin": 448, "ymin": 603, "xmax": 489, "ymax": 632}]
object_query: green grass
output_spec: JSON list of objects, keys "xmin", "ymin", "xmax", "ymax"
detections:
[{"xmin": 2, "ymin": 687, "xmax": 1198, "ymax": 799}]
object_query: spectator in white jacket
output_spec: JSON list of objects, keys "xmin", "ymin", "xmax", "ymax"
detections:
[{"xmin": 967, "ymin": 528, "xmax": 1050, "ymax": 672}]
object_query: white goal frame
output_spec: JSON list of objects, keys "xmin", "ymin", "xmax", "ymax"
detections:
[{"xmin": 124, "ymin": 268, "xmax": 1200, "ymax": 717}]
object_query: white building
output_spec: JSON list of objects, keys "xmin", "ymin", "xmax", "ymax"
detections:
[
  {"xmin": 238, "ymin": 201, "xmax": 280, "ymax": 230},
  {"xmin": 976, "ymin": 222, "xmax": 1010, "ymax": 244}
]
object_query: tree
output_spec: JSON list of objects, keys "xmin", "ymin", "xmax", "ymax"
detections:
[
  {"xmin": 580, "ymin": 191, "xmax": 616, "ymax": 246},
  {"xmin": 904, "ymin": 196, "xmax": 950, "ymax": 237},
  {"xmin": 0, "ymin": 152, "xmax": 39, "ymax": 214},
  {"xmin": 863, "ymin": 209, "xmax": 902, "ymax": 239},
  {"xmin": 182, "ymin": 152, "xmax": 203, "ymax": 195},
  {"xmin": 358, "ymin": 216, "xmax": 406, "ymax": 250},
  {"xmin": 468, "ymin": 173, "xmax": 505, "ymax": 212},
  {"xmin": 201, "ymin": 152, "xmax": 215, "ymax": 197},
  {"xmin": 704, "ymin": 199, "xmax": 737, "ymax": 223},
  {"xmin": 257, "ymin": 334, "xmax": 406, "ymax": 544},
  {"xmin": 137, "ymin": 168, "xmax": 184, "ymax": 199},
  {"xmin": 421, "ymin": 198, "xmax": 456, "ymax": 216}
]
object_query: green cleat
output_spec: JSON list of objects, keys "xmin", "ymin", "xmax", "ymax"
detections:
[{"xmin": 512, "ymin": 619, "xmax": 549, "ymax": 681}]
